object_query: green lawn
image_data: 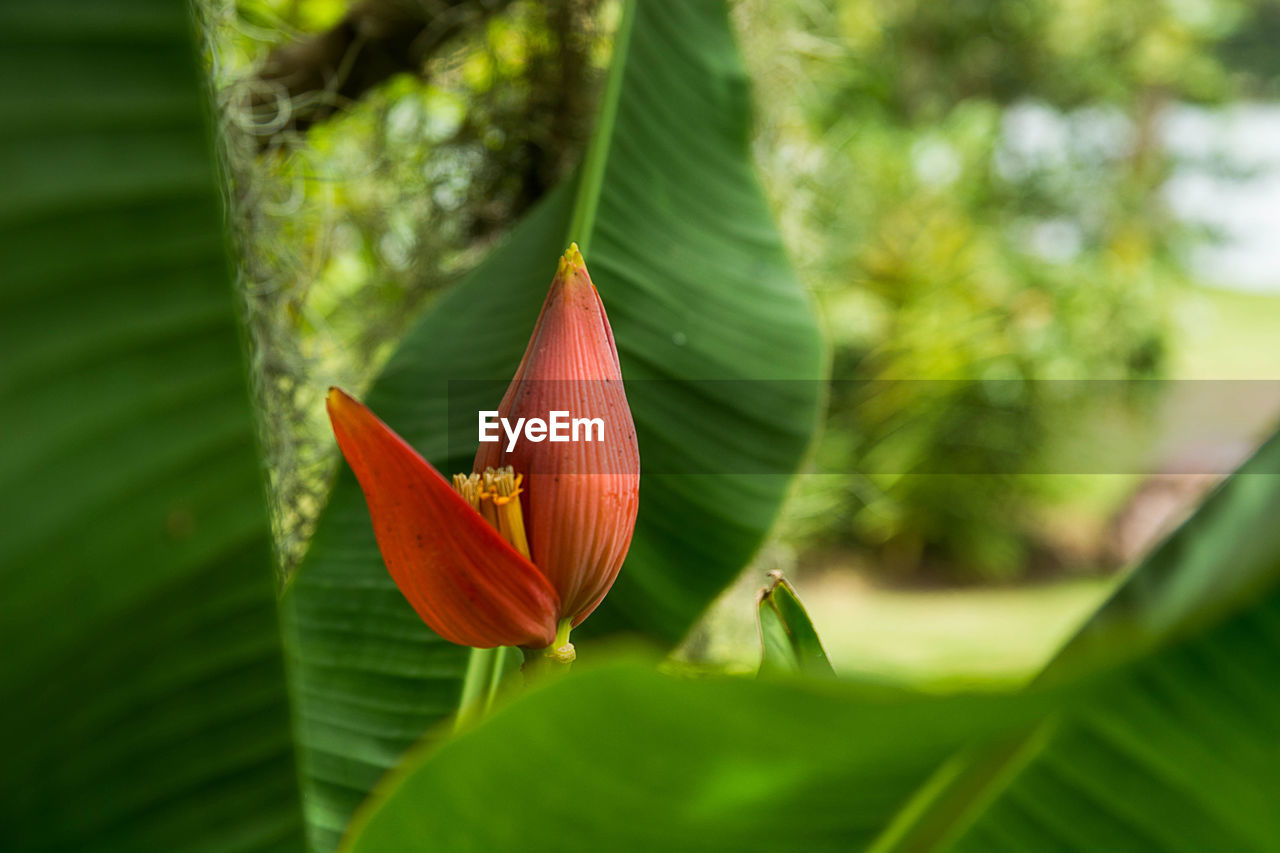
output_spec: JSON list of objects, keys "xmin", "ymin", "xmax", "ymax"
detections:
[
  {"xmin": 1172, "ymin": 285, "xmax": 1280, "ymax": 379},
  {"xmin": 801, "ymin": 572, "xmax": 1117, "ymax": 689},
  {"xmin": 685, "ymin": 565, "xmax": 1117, "ymax": 689}
]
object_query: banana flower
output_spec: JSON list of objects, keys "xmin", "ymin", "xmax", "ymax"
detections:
[{"xmin": 326, "ymin": 245, "xmax": 639, "ymax": 655}]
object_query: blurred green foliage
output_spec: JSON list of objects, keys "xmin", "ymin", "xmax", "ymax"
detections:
[
  {"xmin": 739, "ymin": 0, "xmax": 1269, "ymax": 579},
  {"xmin": 210, "ymin": 0, "xmax": 1277, "ymax": 581}
]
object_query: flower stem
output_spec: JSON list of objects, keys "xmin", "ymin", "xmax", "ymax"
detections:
[
  {"xmin": 521, "ymin": 618, "xmax": 576, "ymax": 682},
  {"xmin": 454, "ymin": 646, "xmax": 511, "ymax": 732}
]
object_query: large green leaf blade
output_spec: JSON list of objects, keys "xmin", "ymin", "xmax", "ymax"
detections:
[
  {"xmin": 935, "ymin": 434, "xmax": 1280, "ymax": 852},
  {"xmin": 586, "ymin": 0, "xmax": 825, "ymax": 635},
  {"xmin": 341, "ymin": 661, "xmax": 1056, "ymax": 853},
  {"xmin": 1047, "ymin": 441, "xmax": 1280, "ymax": 679},
  {"xmin": 0, "ymin": 2, "xmax": 304, "ymax": 851},
  {"xmin": 871, "ymin": 432, "xmax": 1280, "ymax": 852},
  {"xmin": 282, "ymin": 1, "xmax": 825, "ymax": 847}
]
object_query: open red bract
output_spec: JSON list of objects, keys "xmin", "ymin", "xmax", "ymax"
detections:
[{"xmin": 327, "ymin": 388, "xmax": 560, "ymax": 648}]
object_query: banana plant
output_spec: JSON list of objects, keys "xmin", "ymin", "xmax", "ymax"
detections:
[{"xmin": 5, "ymin": 1, "xmax": 1280, "ymax": 852}]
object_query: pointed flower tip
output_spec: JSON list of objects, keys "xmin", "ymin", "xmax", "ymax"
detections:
[
  {"xmin": 325, "ymin": 386, "xmax": 344, "ymax": 414},
  {"xmin": 326, "ymin": 386, "xmax": 361, "ymax": 425}
]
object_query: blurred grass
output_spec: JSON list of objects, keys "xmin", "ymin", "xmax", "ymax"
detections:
[
  {"xmin": 803, "ymin": 572, "xmax": 1117, "ymax": 689},
  {"xmin": 1173, "ymin": 284, "xmax": 1280, "ymax": 379},
  {"xmin": 686, "ymin": 564, "xmax": 1116, "ymax": 690}
]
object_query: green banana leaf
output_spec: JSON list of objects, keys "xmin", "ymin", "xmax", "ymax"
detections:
[
  {"xmin": 338, "ymin": 433, "xmax": 1280, "ymax": 852},
  {"xmin": 0, "ymin": 2, "xmax": 304, "ymax": 850},
  {"xmin": 281, "ymin": 1, "xmax": 826, "ymax": 848},
  {"xmin": 870, "ymin": 431, "xmax": 1280, "ymax": 852},
  {"xmin": 341, "ymin": 658, "xmax": 1063, "ymax": 853}
]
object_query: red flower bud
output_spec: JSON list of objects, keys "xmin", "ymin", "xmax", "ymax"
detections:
[
  {"xmin": 326, "ymin": 245, "xmax": 639, "ymax": 650},
  {"xmin": 475, "ymin": 244, "xmax": 640, "ymax": 626}
]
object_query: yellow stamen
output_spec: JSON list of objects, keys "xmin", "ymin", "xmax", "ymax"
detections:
[
  {"xmin": 453, "ymin": 472, "xmax": 499, "ymax": 529},
  {"xmin": 452, "ymin": 472, "xmax": 481, "ymax": 508},
  {"xmin": 455, "ymin": 465, "xmax": 576, "ymax": 671},
  {"xmin": 453, "ymin": 466, "xmax": 530, "ymax": 560},
  {"xmin": 484, "ymin": 466, "xmax": 531, "ymax": 560}
]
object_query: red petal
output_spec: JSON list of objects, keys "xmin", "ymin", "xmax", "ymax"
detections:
[
  {"xmin": 327, "ymin": 388, "xmax": 559, "ymax": 648},
  {"xmin": 474, "ymin": 248, "xmax": 640, "ymax": 624}
]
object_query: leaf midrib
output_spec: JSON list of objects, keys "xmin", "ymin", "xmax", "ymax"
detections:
[{"xmin": 565, "ymin": 0, "xmax": 636, "ymax": 256}]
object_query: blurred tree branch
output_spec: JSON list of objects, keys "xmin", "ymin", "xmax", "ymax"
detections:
[
  {"xmin": 249, "ymin": 0, "xmax": 516, "ymax": 140},
  {"xmin": 217, "ymin": 0, "xmax": 603, "ymax": 573}
]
